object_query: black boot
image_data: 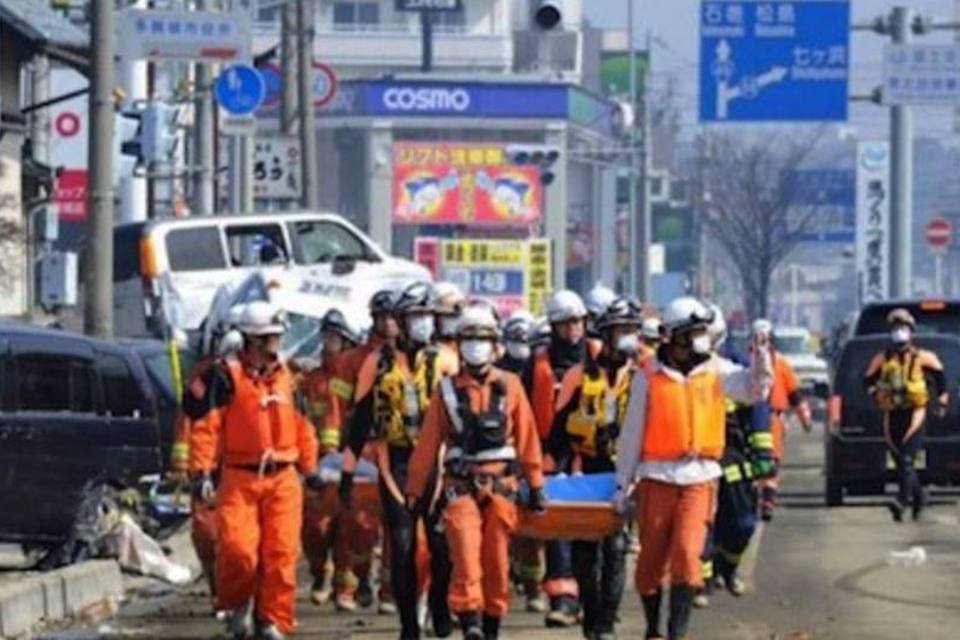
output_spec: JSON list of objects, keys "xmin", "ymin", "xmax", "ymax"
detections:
[
  {"xmin": 667, "ymin": 585, "xmax": 693, "ymax": 640},
  {"xmin": 482, "ymin": 615, "xmax": 500, "ymax": 640},
  {"xmin": 459, "ymin": 611, "xmax": 483, "ymax": 640},
  {"xmin": 641, "ymin": 590, "xmax": 664, "ymax": 639}
]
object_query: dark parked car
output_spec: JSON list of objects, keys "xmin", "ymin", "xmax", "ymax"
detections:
[
  {"xmin": 0, "ymin": 323, "xmax": 163, "ymax": 555},
  {"xmin": 825, "ymin": 334, "xmax": 960, "ymax": 506},
  {"xmin": 854, "ymin": 299, "xmax": 960, "ymax": 337}
]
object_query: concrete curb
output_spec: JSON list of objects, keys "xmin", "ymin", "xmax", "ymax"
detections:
[{"xmin": 0, "ymin": 560, "xmax": 122, "ymax": 638}]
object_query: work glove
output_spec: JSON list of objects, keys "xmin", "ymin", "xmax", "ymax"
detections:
[
  {"xmin": 751, "ymin": 457, "xmax": 778, "ymax": 480},
  {"xmin": 612, "ymin": 485, "xmax": 632, "ymax": 516},
  {"xmin": 304, "ymin": 471, "xmax": 325, "ymax": 492},
  {"xmin": 193, "ymin": 473, "xmax": 215, "ymax": 505},
  {"xmin": 338, "ymin": 471, "xmax": 354, "ymax": 510},
  {"xmin": 527, "ymin": 487, "xmax": 548, "ymax": 516}
]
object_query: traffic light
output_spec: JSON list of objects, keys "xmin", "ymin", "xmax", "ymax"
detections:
[
  {"xmin": 142, "ymin": 102, "xmax": 180, "ymax": 164},
  {"xmin": 533, "ymin": 1, "xmax": 563, "ymax": 29},
  {"xmin": 113, "ymin": 111, "xmax": 141, "ymax": 187},
  {"xmin": 506, "ymin": 143, "xmax": 561, "ymax": 185}
]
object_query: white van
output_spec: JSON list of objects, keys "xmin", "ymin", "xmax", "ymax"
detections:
[{"xmin": 113, "ymin": 211, "xmax": 430, "ymax": 338}]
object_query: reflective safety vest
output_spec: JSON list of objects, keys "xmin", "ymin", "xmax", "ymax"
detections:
[
  {"xmin": 440, "ymin": 376, "xmax": 515, "ymax": 465},
  {"xmin": 565, "ymin": 362, "xmax": 633, "ymax": 460},
  {"xmin": 302, "ymin": 365, "xmax": 339, "ymax": 451},
  {"xmin": 642, "ymin": 359, "xmax": 726, "ymax": 462},
  {"xmin": 220, "ymin": 360, "xmax": 303, "ymax": 466},
  {"xmin": 876, "ymin": 349, "xmax": 929, "ymax": 412}
]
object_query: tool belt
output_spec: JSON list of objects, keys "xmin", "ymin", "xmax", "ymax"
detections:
[
  {"xmin": 444, "ymin": 467, "xmax": 519, "ymax": 505},
  {"xmin": 229, "ymin": 461, "xmax": 293, "ymax": 476}
]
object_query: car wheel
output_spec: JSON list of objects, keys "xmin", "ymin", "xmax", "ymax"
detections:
[
  {"xmin": 45, "ymin": 484, "xmax": 123, "ymax": 567},
  {"xmin": 825, "ymin": 473, "xmax": 844, "ymax": 507}
]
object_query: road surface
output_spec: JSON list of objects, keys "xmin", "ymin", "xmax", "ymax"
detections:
[{"xmin": 42, "ymin": 423, "xmax": 960, "ymax": 639}]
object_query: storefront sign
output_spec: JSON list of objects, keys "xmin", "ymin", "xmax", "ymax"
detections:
[
  {"xmin": 414, "ymin": 238, "xmax": 551, "ymax": 317},
  {"xmin": 392, "ymin": 142, "xmax": 543, "ymax": 226}
]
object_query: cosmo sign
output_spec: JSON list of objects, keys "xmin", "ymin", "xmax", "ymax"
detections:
[{"xmin": 382, "ymin": 87, "xmax": 471, "ymax": 112}]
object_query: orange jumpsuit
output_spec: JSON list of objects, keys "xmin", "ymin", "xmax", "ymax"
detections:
[
  {"xmin": 175, "ymin": 358, "xmax": 219, "ymax": 597},
  {"xmin": 190, "ymin": 359, "xmax": 319, "ymax": 634},
  {"xmin": 300, "ymin": 358, "xmax": 352, "ymax": 599},
  {"xmin": 760, "ymin": 353, "xmax": 809, "ymax": 505},
  {"xmin": 405, "ymin": 368, "xmax": 544, "ymax": 618}
]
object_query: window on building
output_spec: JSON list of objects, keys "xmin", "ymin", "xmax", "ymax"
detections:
[
  {"xmin": 333, "ymin": 2, "xmax": 380, "ymax": 29},
  {"xmin": 433, "ymin": 8, "xmax": 466, "ymax": 31}
]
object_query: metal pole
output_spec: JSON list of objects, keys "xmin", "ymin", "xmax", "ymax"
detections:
[
  {"xmin": 626, "ymin": 0, "xmax": 637, "ymax": 295},
  {"xmin": 421, "ymin": 9, "xmax": 433, "ymax": 72},
  {"xmin": 281, "ymin": 0, "xmax": 298, "ymax": 135},
  {"xmin": 118, "ymin": 34, "xmax": 148, "ymax": 223},
  {"xmin": 193, "ymin": 0, "xmax": 216, "ymax": 215},
  {"xmin": 934, "ymin": 252, "xmax": 943, "ymax": 296},
  {"xmin": 634, "ymin": 29, "xmax": 653, "ymax": 301},
  {"xmin": 890, "ymin": 6, "xmax": 913, "ymax": 298},
  {"xmin": 790, "ymin": 264, "xmax": 799, "ymax": 326},
  {"xmin": 297, "ymin": 0, "xmax": 319, "ymax": 209},
  {"xmin": 84, "ymin": 0, "xmax": 115, "ymax": 338},
  {"xmin": 240, "ymin": 135, "xmax": 254, "ymax": 212}
]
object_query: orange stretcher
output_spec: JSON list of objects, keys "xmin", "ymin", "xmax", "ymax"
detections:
[{"xmin": 515, "ymin": 473, "xmax": 624, "ymax": 541}]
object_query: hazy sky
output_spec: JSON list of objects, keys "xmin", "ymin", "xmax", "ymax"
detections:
[{"xmin": 586, "ymin": 0, "xmax": 960, "ymax": 140}]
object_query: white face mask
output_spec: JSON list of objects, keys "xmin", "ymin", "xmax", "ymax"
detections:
[
  {"xmin": 616, "ymin": 333, "xmax": 640, "ymax": 356},
  {"xmin": 460, "ymin": 339, "xmax": 495, "ymax": 367},
  {"xmin": 891, "ymin": 327, "xmax": 911, "ymax": 345},
  {"xmin": 440, "ymin": 316, "xmax": 460, "ymax": 338},
  {"xmin": 692, "ymin": 333, "xmax": 713, "ymax": 355},
  {"xmin": 406, "ymin": 315, "xmax": 435, "ymax": 344},
  {"xmin": 506, "ymin": 341, "xmax": 531, "ymax": 361}
]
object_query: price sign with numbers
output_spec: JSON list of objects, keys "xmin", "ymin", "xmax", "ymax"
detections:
[{"xmin": 253, "ymin": 136, "xmax": 302, "ymax": 200}]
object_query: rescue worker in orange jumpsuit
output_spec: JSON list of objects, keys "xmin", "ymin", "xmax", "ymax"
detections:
[
  {"xmin": 530, "ymin": 289, "xmax": 599, "ymax": 626},
  {"xmin": 301, "ymin": 310, "xmax": 360, "ymax": 609},
  {"xmin": 177, "ymin": 304, "xmax": 246, "ymax": 600},
  {"xmin": 614, "ymin": 297, "xmax": 771, "ymax": 640},
  {"xmin": 750, "ymin": 319, "xmax": 813, "ymax": 521},
  {"xmin": 335, "ymin": 289, "xmax": 400, "ymax": 613},
  {"xmin": 189, "ymin": 301, "xmax": 321, "ymax": 640},
  {"xmin": 341, "ymin": 282, "xmax": 458, "ymax": 640},
  {"xmin": 548, "ymin": 297, "xmax": 641, "ymax": 640},
  {"xmin": 405, "ymin": 303, "xmax": 547, "ymax": 640}
]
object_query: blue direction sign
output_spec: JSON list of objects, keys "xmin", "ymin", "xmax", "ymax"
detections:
[
  {"xmin": 215, "ymin": 64, "xmax": 266, "ymax": 115},
  {"xmin": 699, "ymin": 1, "xmax": 850, "ymax": 122}
]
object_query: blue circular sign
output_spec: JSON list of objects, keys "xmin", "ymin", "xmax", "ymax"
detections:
[{"xmin": 215, "ymin": 64, "xmax": 266, "ymax": 116}]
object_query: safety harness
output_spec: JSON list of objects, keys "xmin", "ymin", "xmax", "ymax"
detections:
[
  {"xmin": 876, "ymin": 348, "xmax": 929, "ymax": 412},
  {"xmin": 564, "ymin": 358, "xmax": 632, "ymax": 460}
]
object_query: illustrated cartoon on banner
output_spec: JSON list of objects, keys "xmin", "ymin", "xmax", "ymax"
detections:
[{"xmin": 392, "ymin": 142, "xmax": 543, "ymax": 225}]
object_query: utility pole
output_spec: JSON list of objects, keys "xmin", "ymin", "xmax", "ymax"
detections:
[
  {"xmin": 84, "ymin": 0, "xmax": 115, "ymax": 338},
  {"xmin": 281, "ymin": 0, "xmax": 298, "ymax": 135},
  {"xmin": 626, "ymin": 0, "xmax": 637, "ymax": 295},
  {"xmin": 633, "ymin": 29, "xmax": 653, "ymax": 301},
  {"xmin": 420, "ymin": 10, "xmax": 434, "ymax": 72},
  {"xmin": 889, "ymin": 6, "xmax": 913, "ymax": 298},
  {"xmin": 193, "ymin": 0, "xmax": 216, "ymax": 215},
  {"xmin": 297, "ymin": 0, "xmax": 319, "ymax": 209},
  {"xmin": 118, "ymin": 0, "xmax": 148, "ymax": 223}
]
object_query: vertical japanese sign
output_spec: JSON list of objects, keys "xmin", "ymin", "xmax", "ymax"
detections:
[
  {"xmin": 414, "ymin": 239, "xmax": 551, "ymax": 317},
  {"xmin": 392, "ymin": 142, "xmax": 543, "ymax": 225},
  {"xmin": 855, "ymin": 141, "xmax": 890, "ymax": 304}
]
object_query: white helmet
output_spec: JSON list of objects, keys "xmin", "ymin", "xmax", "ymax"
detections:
[
  {"xmin": 222, "ymin": 304, "xmax": 246, "ymax": 332},
  {"xmin": 661, "ymin": 296, "xmax": 713, "ymax": 335},
  {"xmin": 457, "ymin": 303, "xmax": 500, "ymax": 340},
  {"xmin": 641, "ymin": 317, "xmax": 662, "ymax": 340},
  {"xmin": 546, "ymin": 289, "xmax": 587, "ymax": 324},
  {"xmin": 238, "ymin": 301, "xmax": 287, "ymax": 336},
  {"xmin": 706, "ymin": 302, "xmax": 727, "ymax": 348},
  {"xmin": 433, "ymin": 281, "xmax": 466, "ymax": 315},
  {"xmin": 751, "ymin": 318, "xmax": 773, "ymax": 338},
  {"xmin": 218, "ymin": 329, "xmax": 244, "ymax": 357},
  {"xmin": 584, "ymin": 283, "xmax": 617, "ymax": 318}
]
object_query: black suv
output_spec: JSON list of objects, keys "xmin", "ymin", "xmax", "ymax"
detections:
[
  {"xmin": 0, "ymin": 324, "xmax": 162, "ymax": 552},
  {"xmin": 825, "ymin": 334, "xmax": 960, "ymax": 505}
]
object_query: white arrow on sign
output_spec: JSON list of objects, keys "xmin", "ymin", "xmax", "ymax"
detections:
[{"xmin": 713, "ymin": 39, "xmax": 788, "ymax": 120}]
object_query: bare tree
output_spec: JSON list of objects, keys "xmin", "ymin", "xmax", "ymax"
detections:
[
  {"xmin": 0, "ymin": 157, "xmax": 23, "ymax": 297},
  {"xmin": 701, "ymin": 129, "xmax": 824, "ymax": 320}
]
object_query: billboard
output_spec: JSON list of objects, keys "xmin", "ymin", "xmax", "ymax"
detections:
[
  {"xmin": 855, "ymin": 141, "xmax": 890, "ymax": 303},
  {"xmin": 414, "ymin": 238, "xmax": 551, "ymax": 317},
  {"xmin": 392, "ymin": 142, "xmax": 543, "ymax": 226}
]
